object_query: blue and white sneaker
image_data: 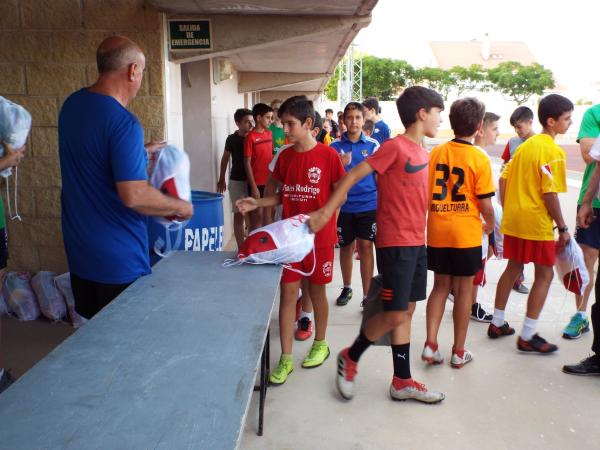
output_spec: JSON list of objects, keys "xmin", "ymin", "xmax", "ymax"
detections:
[{"xmin": 562, "ymin": 312, "xmax": 590, "ymax": 340}]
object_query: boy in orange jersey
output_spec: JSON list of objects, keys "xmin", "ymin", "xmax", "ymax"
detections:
[
  {"xmin": 244, "ymin": 103, "xmax": 273, "ymax": 230},
  {"xmin": 489, "ymin": 94, "xmax": 573, "ymax": 354},
  {"xmin": 422, "ymin": 98, "xmax": 495, "ymax": 369}
]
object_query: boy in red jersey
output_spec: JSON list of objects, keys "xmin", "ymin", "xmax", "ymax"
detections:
[
  {"xmin": 237, "ymin": 96, "xmax": 345, "ymax": 385},
  {"xmin": 244, "ymin": 103, "xmax": 273, "ymax": 230},
  {"xmin": 309, "ymin": 86, "xmax": 446, "ymax": 404}
]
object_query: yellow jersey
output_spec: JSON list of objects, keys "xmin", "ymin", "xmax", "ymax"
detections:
[
  {"xmin": 500, "ymin": 134, "xmax": 567, "ymax": 241},
  {"xmin": 427, "ymin": 139, "xmax": 495, "ymax": 248}
]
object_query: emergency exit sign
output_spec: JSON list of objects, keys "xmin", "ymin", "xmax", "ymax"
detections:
[{"xmin": 168, "ymin": 19, "xmax": 211, "ymax": 51}]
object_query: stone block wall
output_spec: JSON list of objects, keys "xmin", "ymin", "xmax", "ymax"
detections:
[{"xmin": 0, "ymin": 0, "xmax": 165, "ymax": 273}]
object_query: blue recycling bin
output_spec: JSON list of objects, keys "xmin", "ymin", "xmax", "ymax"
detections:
[{"xmin": 148, "ymin": 191, "xmax": 224, "ymax": 266}]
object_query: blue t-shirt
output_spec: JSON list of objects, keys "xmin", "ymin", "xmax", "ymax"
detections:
[
  {"xmin": 330, "ymin": 132, "xmax": 379, "ymax": 213},
  {"xmin": 372, "ymin": 119, "xmax": 391, "ymax": 144},
  {"xmin": 59, "ymin": 89, "xmax": 151, "ymax": 284}
]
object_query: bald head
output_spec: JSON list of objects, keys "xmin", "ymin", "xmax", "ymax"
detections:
[{"xmin": 96, "ymin": 36, "xmax": 144, "ymax": 74}]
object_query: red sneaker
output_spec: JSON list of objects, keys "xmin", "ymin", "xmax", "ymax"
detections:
[
  {"xmin": 336, "ymin": 348, "xmax": 358, "ymax": 400},
  {"xmin": 295, "ymin": 317, "xmax": 313, "ymax": 341}
]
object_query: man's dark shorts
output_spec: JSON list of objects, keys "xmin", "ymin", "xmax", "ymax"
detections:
[
  {"xmin": 376, "ymin": 245, "xmax": 427, "ymax": 311},
  {"xmin": 427, "ymin": 246, "xmax": 482, "ymax": 276},
  {"xmin": 0, "ymin": 228, "xmax": 7, "ymax": 269},
  {"xmin": 337, "ymin": 210, "xmax": 376, "ymax": 247},
  {"xmin": 575, "ymin": 206, "xmax": 600, "ymax": 250}
]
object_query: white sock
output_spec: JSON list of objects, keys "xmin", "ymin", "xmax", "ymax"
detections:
[
  {"xmin": 520, "ymin": 316, "xmax": 538, "ymax": 341},
  {"xmin": 578, "ymin": 311, "xmax": 588, "ymax": 319},
  {"xmin": 300, "ymin": 311, "xmax": 313, "ymax": 322},
  {"xmin": 492, "ymin": 308, "xmax": 505, "ymax": 328},
  {"xmin": 344, "ymin": 284, "xmax": 352, "ymax": 289}
]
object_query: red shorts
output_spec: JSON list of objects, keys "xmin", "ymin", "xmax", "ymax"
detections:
[
  {"xmin": 473, "ymin": 258, "xmax": 487, "ymax": 286},
  {"xmin": 503, "ymin": 235, "xmax": 555, "ymax": 266},
  {"xmin": 281, "ymin": 246, "xmax": 335, "ymax": 285}
]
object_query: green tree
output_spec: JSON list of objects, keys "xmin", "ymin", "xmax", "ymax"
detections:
[
  {"xmin": 449, "ymin": 64, "xmax": 488, "ymax": 95},
  {"xmin": 324, "ymin": 55, "xmax": 416, "ymax": 101},
  {"xmin": 487, "ymin": 61, "xmax": 555, "ymax": 105},
  {"xmin": 414, "ymin": 67, "xmax": 454, "ymax": 100}
]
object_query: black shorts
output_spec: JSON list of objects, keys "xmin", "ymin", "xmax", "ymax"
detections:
[
  {"xmin": 427, "ymin": 246, "xmax": 482, "ymax": 276},
  {"xmin": 0, "ymin": 227, "xmax": 7, "ymax": 269},
  {"xmin": 71, "ymin": 274, "xmax": 132, "ymax": 319},
  {"xmin": 248, "ymin": 184, "xmax": 266, "ymax": 197},
  {"xmin": 575, "ymin": 206, "xmax": 600, "ymax": 250},
  {"xmin": 376, "ymin": 246, "xmax": 427, "ymax": 311},
  {"xmin": 337, "ymin": 210, "xmax": 376, "ymax": 247}
]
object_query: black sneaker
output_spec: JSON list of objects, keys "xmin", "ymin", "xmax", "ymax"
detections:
[
  {"xmin": 517, "ymin": 334, "xmax": 558, "ymax": 354},
  {"xmin": 336, "ymin": 287, "xmax": 353, "ymax": 306},
  {"xmin": 0, "ymin": 370, "xmax": 16, "ymax": 394},
  {"xmin": 563, "ymin": 355, "xmax": 600, "ymax": 376},
  {"xmin": 470, "ymin": 302, "xmax": 493, "ymax": 322}
]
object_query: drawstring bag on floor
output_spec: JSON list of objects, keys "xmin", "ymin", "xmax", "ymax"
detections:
[
  {"xmin": 223, "ymin": 214, "xmax": 315, "ymax": 276},
  {"xmin": 148, "ymin": 145, "xmax": 191, "ymax": 258},
  {"xmin": 31, "ymin": 271, "xmax": 67, "ymax": 321},
  {"xmin": 0, "ymin": 96, "xmax": 31, "ymax": 222},
  {"xmin": 54, "ymin": 273, "xmax": 87, "ymax": 328},
  {"xmin": 555, "ymin": 240, "xmax": 589, "ymax": 295},
  {"xmin": 3, "ymin": 272, "xmax": 39, "ymax": 321}
]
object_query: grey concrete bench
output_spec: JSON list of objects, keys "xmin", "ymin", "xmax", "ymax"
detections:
[{"xmin": 0, "ymin": 251, "xmax": 281, "ymax": 449}]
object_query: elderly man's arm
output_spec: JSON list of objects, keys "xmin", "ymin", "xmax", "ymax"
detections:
[{"xmin": 116, "ymin": 180, "xmax": 193, "ymax": 219}]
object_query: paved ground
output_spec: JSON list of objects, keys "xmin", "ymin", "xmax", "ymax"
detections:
[{"xmin": 239, "ymin": 161, "xmax": 600, "ymax": 450}]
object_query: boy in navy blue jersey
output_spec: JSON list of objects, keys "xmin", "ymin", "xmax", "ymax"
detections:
[
  {"xmin": 363, "ymin": 97, "xmax": 391, "ymax": 144},
  {"xmin": 330, "ymin": 102, "xmax": 379, "ymax": 306}
]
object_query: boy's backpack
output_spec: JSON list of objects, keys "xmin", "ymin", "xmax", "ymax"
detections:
[
  {"xmin": 148, "ymin": 145, "xmax": 191, "ymax": 257},
  {"xmin": 223, "ymin": 214, "xmax": 315, "ymax": 275}
]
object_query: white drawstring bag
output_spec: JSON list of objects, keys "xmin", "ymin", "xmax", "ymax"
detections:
[
  {"xmin": 555, "ymin": 240, "xmax": 589, "ymax": 296},
  {"xmin": 223, "ymin": 214, "xmax": 315, "ymax": 275},
  {"xmin": 148, "ymin": 145, "xmax": 191, "ymax": 257},
  {"xmin": 0, "ymin": 96, "xmax": 31, "ymax": 222},
  {"xmin": 492, "ymin": 200, "xmax": 504, "ymax": 259},
  {"xmin": 31, "ymin": 271, "xmax": 67, "ymax": 321}
]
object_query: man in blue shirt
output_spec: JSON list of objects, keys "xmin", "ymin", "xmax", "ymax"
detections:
[
  {"xmin": 330, "ymin": 102, "xmax": 379, "ymax": 306},
  {"xmin": 363, "ymin": 97, "xmax": 391, "ymax": 144},
  {"xmin": 59, "ymin": 36, "xmax": 193, "ymax": 319}
]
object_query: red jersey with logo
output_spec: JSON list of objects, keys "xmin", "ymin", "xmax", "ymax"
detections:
[
  {"xmin": 244, "ymin": 128, "xmax": 273, "ymax": 185},
  {"xmin": 366, "ymin": 135, "xmax": 429, "ymax": 248},
  {"xmin": 272, "ymin": 143, "xmax": 345, "ymax": 248}
]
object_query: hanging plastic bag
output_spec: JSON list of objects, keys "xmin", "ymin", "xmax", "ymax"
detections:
[
  {"xmin": 0, "ymin": 96, "xmax": 31, "ymax": 178},
  {"xmin": 555, "ymin": 240, "xmax": 589, "ymax": 295},
  {"xmin": 589, "ymin": 134, "xmax": 600, "ymax": 161},
  {"xmin": 31, "ymin": 271, "xmax": 67, "ymax": 321},
  {"xmin": 54, "ymin": 272, "xmax": 87, "ymax": 328},
  {"xmin": 3, "ymin": 272, "xmax": 40, "ymax": 321},
  {"xmin": 148, "ymin": 145, "xmax": 191, "ymax": 258},
  {"xmin": 223, "ymin": 214, "xmax": 315, "ymax": 275},
  {"xmin": 360, "ymin": 275, "xmax": 389, "ymax": 346},
  {"xmin": 492, "ymin": 200, "xmax": 504, "ymax": 259}
]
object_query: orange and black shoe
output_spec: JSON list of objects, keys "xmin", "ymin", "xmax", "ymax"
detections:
[
  {"xmin": 517, "ymin": 334, "xmax": 558, "ymax": 354},
  {"xmin": 487, "ymin": 321, "xmax": 515, "ymax": 339}
]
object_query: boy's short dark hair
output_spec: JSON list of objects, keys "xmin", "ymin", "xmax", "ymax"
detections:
[
  {"xmin": 278, "ymin": 95, "xmax": 315, "ymax": 125},
  {"xmin": 313, "ymin": 111, "xmax": 323, "ymax": 130},
  {"xmin": 343, "ymin": 102, "xmax": 366, "ymax": 118},
  {"xmin": 396, "ymin": 86, "xmax": 445, "ymax": 128},
  {"xmin": 538, "ymin": 94, "xmax": 574, "ymax": 127},
  {"xmin": 509, "ymin": 106, "xmax": 533, "ymax": 126},
  {"xmin": 234, "ymin": 108, "xmax": 253, "ymax": 124},
  {"xmin": 362, "ymin": 97, "xmax": 380, "ymax": 113},
  {"xmin": 483, "ymin": 112, "xmax": 500, "ymax": 127},
  {"xmin": 325, "ymin": 108, "xmax": 333, "ymax": 115},
  {"xmin": 449, "ymin": 97, "xmax": 486, "ymax": 137},
  {"xmin": 363, "ymin": 119, "xmax": 375, "ymax": 133},
  {"xmin": 252, "ymin": 103, "xmax": 273, "ymax": 120}
]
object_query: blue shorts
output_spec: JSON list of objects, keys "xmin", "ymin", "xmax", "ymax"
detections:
[{"xmin": 575, "ymin": 206, "xmax": 600, "ymax": 250}]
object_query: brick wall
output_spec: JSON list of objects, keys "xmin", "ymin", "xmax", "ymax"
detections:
[{"xmin": 0, "ymin": 0, "xmax": 165, "ymax": 273}]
